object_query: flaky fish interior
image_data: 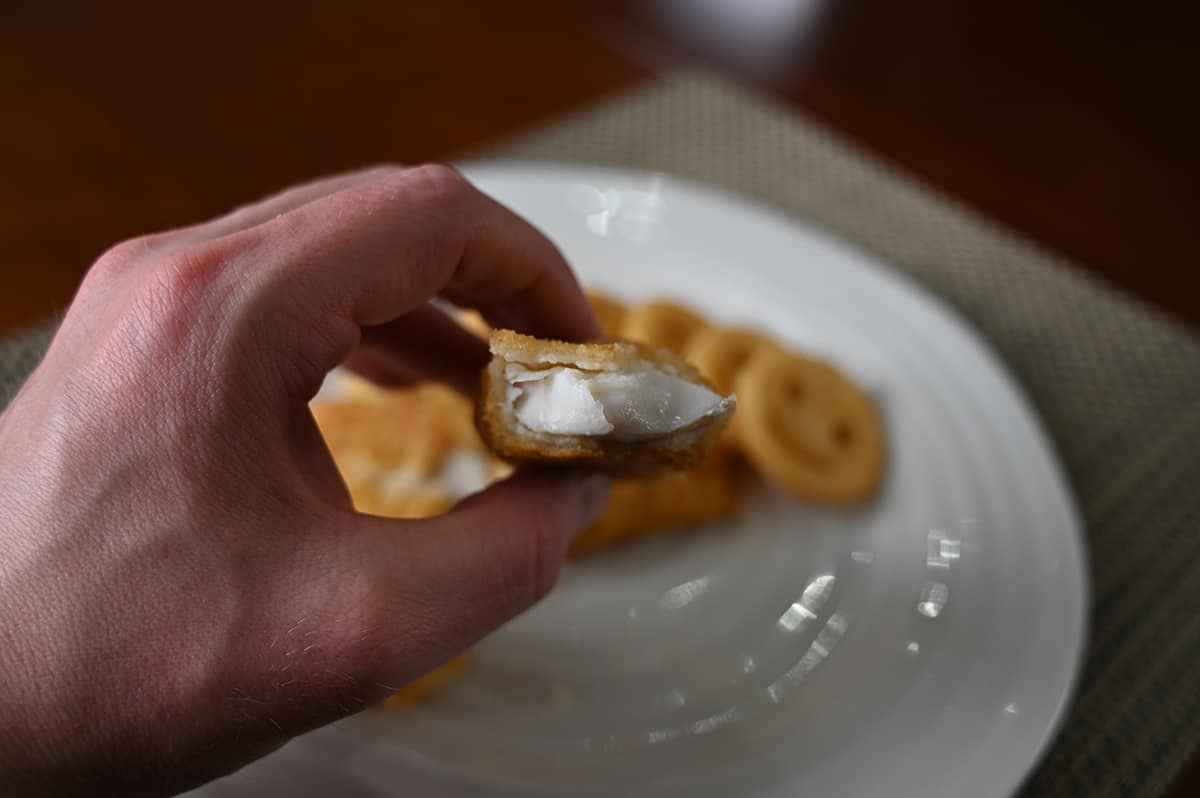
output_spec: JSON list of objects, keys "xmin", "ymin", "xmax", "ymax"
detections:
[{"xmin": 476, "ymin": 330, "xmax": 735, "ymax": 473}]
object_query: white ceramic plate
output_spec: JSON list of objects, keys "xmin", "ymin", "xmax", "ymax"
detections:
[{"xmin": 189, "ymin": 164, "xmax": 1087, "ymax": 798}]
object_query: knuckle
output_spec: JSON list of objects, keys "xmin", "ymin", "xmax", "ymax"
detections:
[
  {"xmin": 139, "ymin": 244, "xmax": 228, "ymax": 313},
  {"xmin": 400, "ymin": 162, "xmax": 470, "ymax": 207},
  {"xmin": 340, "ymin": 564, "xmax": 396, "ymax": 665},
  {"xmin": 88, "ymin": 235, "xmax": 154, "ymax": 280},
  {"xmin": 121, "ymin": 241, "xmax": 242, "ymax": 362},
  {"xmin": 340, "ymin": 528, "xmax": 455, "ymax": 684}
]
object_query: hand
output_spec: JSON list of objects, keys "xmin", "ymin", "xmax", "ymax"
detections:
[{"xmin": 0, "ymin": 165, "xmax": 611, "ymax": 796}]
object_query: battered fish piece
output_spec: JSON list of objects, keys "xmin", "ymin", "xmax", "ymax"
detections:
[{"xmin": 476, "ymin": 330, "xmax": 736, "ymax": 474}]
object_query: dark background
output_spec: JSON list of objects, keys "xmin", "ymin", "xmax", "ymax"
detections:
[{"xmin": 2, "ymin": 0, "xmax": 1197, "ymax": 790}]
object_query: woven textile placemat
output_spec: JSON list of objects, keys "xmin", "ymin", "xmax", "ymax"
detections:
[{"xmin": 3, "ymin": 71, "xmax": 1198, "ymax": 796}]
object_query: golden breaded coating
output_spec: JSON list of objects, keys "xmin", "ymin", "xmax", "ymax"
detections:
[
  {"xmin": 476, "ymin": 330, "xmax": 735, "ymax": 475},
  {"xmin": 569, "ymin": 451, "xmax": 743, "ymax": 555}
]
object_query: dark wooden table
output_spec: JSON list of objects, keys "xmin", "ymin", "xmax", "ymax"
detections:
[{"xmin": 3, "ymin": 0, "xmax": 1197, "ymax": 792}]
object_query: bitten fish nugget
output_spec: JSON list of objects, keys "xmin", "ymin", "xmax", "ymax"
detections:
[{"xmin": 476, "ymin": 330, "xmax": 735, "ymax": 475}]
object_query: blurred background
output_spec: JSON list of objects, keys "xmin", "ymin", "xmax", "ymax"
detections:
[
  {"xmin": 2, "ymin": 0, "xmax": 1196, "ymax": 337},
  {"xmin": 2, "ymin": 1, "xmax": 1197, "ymax": 793}
]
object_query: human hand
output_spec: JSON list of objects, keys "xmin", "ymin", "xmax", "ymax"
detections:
[{"xmin": 0, "ymin": 165, "xmax": 610, "ymax": 796}]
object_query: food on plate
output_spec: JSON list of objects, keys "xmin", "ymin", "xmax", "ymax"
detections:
[
  {"xmin": 312, "ymin": 380, "xmax": 509, "ymax": 517},
  {"xmin": 584, "ymin": 291, "xmax": 627, "ymax": 339},
  {"xmin": 381, "ymin": 653, "xmax": 471, "ymax": 708},
  {"xmin": 684, "ymin": 326, "xmax": 780, "ymax": 396},
  {"xmin": 314, "ymin": 295, "xmax": 887, "ymax": 536},
  {"xmin": 456, "ymin": 308, "xmax": 492, "ymax": 339},
  {"xmin": 312, "ymin": 292, "xmax": 886, "ymax": 706},
  {"xmin": 733, "ymin": 348, "xmax": 884, "ymax": 502},
  {"xmin": 476, "ymin": 329, "xmax": 736, "ymax": 474},
  {"xmin": 619, "ymin": 300, "xmax": 709, "ymax": 354},
  {"xmin": 569, "ymin": 450, "xmax": 742, "ymax": 555}
]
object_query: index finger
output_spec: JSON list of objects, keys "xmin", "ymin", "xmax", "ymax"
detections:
[{"xmin": 224, "ymin": 164, "xmax": 598, "ymax": 385}]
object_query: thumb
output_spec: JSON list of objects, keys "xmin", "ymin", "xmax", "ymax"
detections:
[{"xmin": 348, "ymin": 469, "xmax": 611, "ymax": 685}]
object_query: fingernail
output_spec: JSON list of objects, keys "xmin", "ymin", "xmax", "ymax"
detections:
[{"xmin": 574, "ymin": 472, "xmax": 612, "ymax": 531}]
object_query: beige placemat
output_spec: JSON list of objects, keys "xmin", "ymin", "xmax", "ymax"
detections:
[{"xmin": 3, "ymin": 71, "xmax": 1198, "ymax": 797}]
